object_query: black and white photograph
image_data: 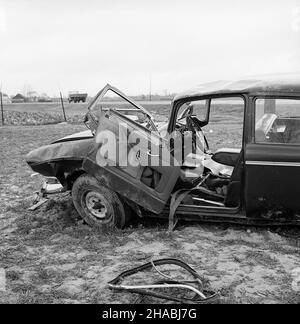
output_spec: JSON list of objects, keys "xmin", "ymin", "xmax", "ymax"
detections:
[{"xmin": 0, "ymin": 0, "xmax": 300, "ymax": 308}]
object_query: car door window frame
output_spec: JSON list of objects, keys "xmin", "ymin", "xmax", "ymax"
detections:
[
  {"xmin": 170, "ymin": 94, "xmax": 247, "ymax": 150},
  {"xmin": 253, "ymin": 95, "xmax": 300, "ymax": 147},
  {"xmin": 85, "ymin": 84, "xmax": 158, "ymax": 135}
]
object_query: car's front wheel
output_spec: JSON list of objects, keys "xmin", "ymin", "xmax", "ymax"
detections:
[{"xmin": 72, "ymin": 174, "xmax": 129, "ymax": 229}]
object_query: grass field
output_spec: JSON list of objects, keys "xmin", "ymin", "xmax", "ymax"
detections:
[
  {"xmin": 0, "ymin": 104, "xmax": 299, "ymax": 304},
  {"xmin": 1, "ymin": 102, "xmax": 171, "ymax": 125}
]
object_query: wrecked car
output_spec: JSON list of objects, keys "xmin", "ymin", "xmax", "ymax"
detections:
[{"xmin": 26, "ymin": 78, "xmax": 300, "ymax": 229}]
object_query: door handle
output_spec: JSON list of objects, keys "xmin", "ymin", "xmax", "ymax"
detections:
[{"xmin": 147, "ymin": 150, "xmax": 159, "ymax": 157}]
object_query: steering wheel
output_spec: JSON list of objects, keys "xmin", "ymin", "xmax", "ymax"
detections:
[
  {"xmin": 186, "ymin": 115, "xmax": 210, "ymax": 153},
  {"xmin": 174, "ymin": 115, "xmax": 209, "ymax": 157}
]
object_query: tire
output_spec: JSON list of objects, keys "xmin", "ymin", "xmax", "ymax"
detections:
[{"xmin": 72, "ymin": 174, "xmax": 129, "ymax": 229}]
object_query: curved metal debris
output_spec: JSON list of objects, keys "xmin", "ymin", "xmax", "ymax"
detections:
[{"xmin": 108, "ymin": 258, "xmax": 220, "ymax": 304}]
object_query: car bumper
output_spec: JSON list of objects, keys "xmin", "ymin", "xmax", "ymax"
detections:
[{"xmin": 41, "ymin": 177, "xmax": 66, "ymax": 195}]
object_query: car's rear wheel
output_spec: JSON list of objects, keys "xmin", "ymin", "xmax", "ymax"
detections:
[{"xmin": 72, "ymin": 174, "xmax": 129, "ymax": 229}]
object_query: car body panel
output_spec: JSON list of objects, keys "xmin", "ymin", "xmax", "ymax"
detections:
[
  {"xmin": 244, "ymin": 142, "xmax": 300, "ymax": 216},
  {"xmin": 243, "ymin": 93, "xmax": 300, "ymax": 217},
  {"xmin": 53, "ymin": 130, "xmax": 93, "ymax": 144},
  {"xmin": 26, "ymin": 138, "xmax": 93, "ymax": 166},
  {"xmin": 26, "ymin": 138, "xmax": 93, "ymax": 178},
  {"xmin": 82, "ymin": 109, "xmax": 181, "ymax": 214},
  {"xmin": 173, "ymin": 75, "xmax": 300, "ymax": 101}
]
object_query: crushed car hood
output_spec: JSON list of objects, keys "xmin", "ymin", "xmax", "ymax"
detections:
[
  {"xmin": 52, "ymin": 130, "xmax": 93, "ymax": 144},
  {"xmin": 26, "ymin": 135, "xmax": 94, "ymax": 165}
]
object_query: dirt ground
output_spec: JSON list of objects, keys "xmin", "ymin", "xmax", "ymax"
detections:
[{"xmin": 0, "ymin": 123, "xmax": 300, "ymax": 304}]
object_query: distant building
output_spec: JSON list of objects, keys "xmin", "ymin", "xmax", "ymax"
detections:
[
  {"xmin": 0, "ymin": 92, "xmax": 11, "ymax": 104},
  {"xmin": 27, "ymin": 91, "xmax": 39, "ymax": 102},
  {"xmin": 12, "ymin": 94, "xmax": 26, "ymax": 103}
]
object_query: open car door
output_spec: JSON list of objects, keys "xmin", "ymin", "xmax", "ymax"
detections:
[
  {"xmin": 83, "ymin": 85, "xmax": 180, "ymax": 214},
  {"xmin": 84, "ymin": 84, "xmax": 158, "ymax": 135}
]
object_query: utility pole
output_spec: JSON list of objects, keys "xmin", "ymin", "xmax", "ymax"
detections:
[{"xmin": 60, "ymin": 91, "xmax": 67, "ymax": 122}]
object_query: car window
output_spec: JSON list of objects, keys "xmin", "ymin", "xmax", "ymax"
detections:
[
  {"xmin": 207, "ymin": 98, "xmax": 244, "ymax": 151},
  {"xmin": 255, "ymin": 98, "xmax": 300, "ymax": 144},
  {"xmin": 177, "ymin": 100, "xmax": 208, "ymax": 125},
  {"xmin": 176, "ymin": 97, "xmax": 244, "ymax": 151},
  {"xmin": 91, "ymin": 89, "xmax": 149, "ymax": 126},
  {"xmin": 87, "ymin": 87, "xmax": 157, "ymax": 134}
]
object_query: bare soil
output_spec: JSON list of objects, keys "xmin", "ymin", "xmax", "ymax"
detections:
[{"xmin": 0, "ymin": 120, "xmax": 299, "ymax": 304}]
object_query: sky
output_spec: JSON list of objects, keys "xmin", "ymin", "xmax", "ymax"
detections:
[{"xmin": 0, "ymin": 0, "xmax": 300, "ymax": 96}]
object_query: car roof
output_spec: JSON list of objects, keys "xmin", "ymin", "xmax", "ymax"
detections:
[{"xmin": 173, "ymin": 74, "xmax": 300, "ymax": 101}]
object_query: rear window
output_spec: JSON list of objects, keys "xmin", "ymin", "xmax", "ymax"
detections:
[{"xmin": 255, "ymin": 98, "xmax": 300, "ymax": 144}]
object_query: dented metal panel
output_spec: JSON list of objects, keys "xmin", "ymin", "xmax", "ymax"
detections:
[
  {"xmin": 26, "ymin": 139, "xmax": 94, "ymax": 165},
  {"xmin": 82, "ymin": 110, "xmax": 180, "ymax": 214}
]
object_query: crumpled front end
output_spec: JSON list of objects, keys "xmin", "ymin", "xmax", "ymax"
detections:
[
  {"xmin": 26, "ymin": 137, "xmax": 95, "ymax": 202},
  {"xmin": 26, "ymin": 138, "xmax": 94, "ymax": 176}
]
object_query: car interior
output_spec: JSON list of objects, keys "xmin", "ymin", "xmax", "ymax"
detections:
[
  {"xmin": 93, "ymin": 94, "xmax": 244, "ymax": 211},
  {"xmin": 256, "ymin": 113, "xmax": 300, "ymax": 144},
  {"xmin": 255, "ymin": 98, "xmax": 300, "ymax": 144},
  {"xmin": 169, "ymin": 102, "xmax": 243, "ymax": 209}
]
